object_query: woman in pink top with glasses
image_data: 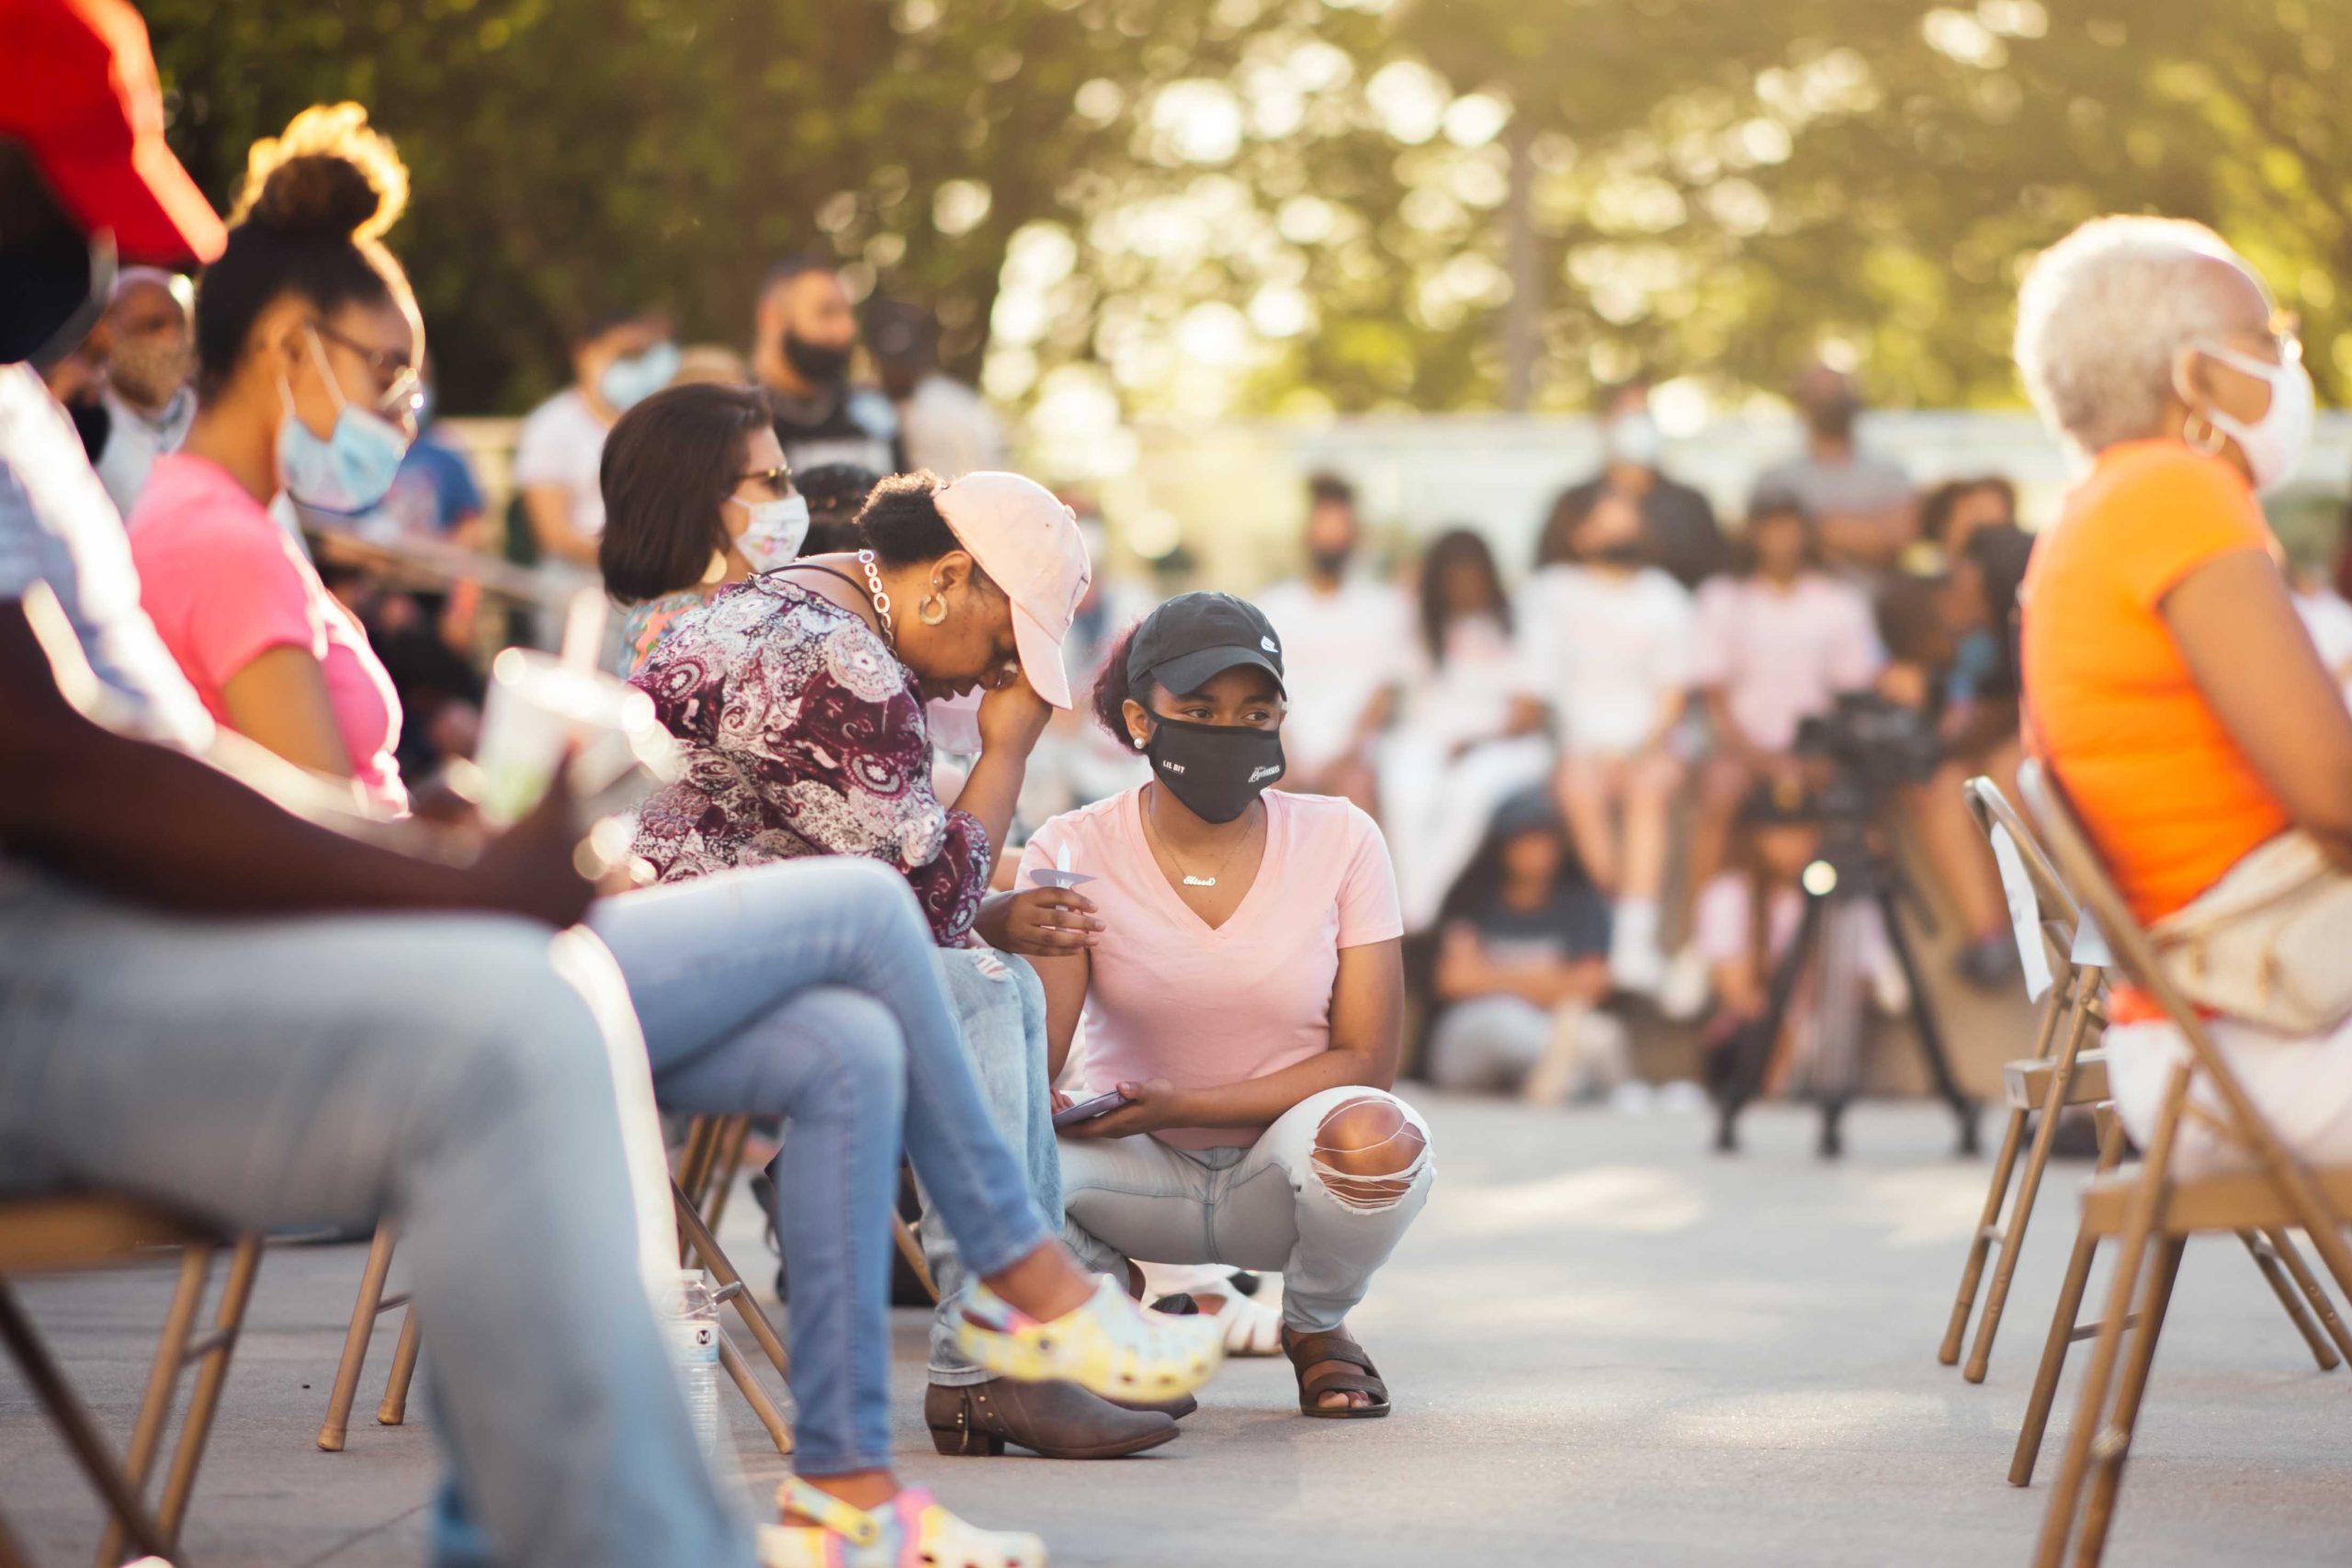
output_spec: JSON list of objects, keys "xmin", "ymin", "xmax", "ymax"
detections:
[{"xmin": 1022, "ymin": 591, "xmax": 1434, "ymax": 1421}]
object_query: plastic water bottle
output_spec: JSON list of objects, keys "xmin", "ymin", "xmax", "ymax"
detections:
[{"xmin": 662, "ymin": 1269, "xmax": 721, "ymax": 1458}]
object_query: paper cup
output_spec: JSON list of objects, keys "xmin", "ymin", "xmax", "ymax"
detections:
[{"xmin": 473, "ymin": 648, "xmax": 680, "ymax": 825}]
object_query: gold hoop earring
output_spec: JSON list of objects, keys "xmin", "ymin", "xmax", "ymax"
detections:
[
  {"xmin": 918, "ymin": 592, "xmax": 948, "ymax": 626},
  {"xmin": 2183, "ymin": 411, "xmax": 2230, "ymax": 455}
]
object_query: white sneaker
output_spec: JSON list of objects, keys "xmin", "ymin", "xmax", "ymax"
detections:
[{"xmin": 1658, "ymin": 942, "xmax": 1712, "ymax": 1021}]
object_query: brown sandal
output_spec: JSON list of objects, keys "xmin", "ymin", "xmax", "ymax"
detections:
[{"xmin": 1282, "ymin": 1325, "xmax": 1391, "ymax": 1419}]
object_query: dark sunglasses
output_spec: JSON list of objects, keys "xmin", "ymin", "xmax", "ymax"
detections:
[{"xmin": 738, "ymin": 464, "xmax": 793, "ymax": 493}]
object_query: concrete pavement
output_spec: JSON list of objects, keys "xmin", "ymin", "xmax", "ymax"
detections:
[{"xmin": 6, "ymin": 1094, "xmax": 2348, "ymax": 1566}]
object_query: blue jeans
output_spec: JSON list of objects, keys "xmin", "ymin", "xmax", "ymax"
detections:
[
  {"xmin": 589, "ymin": 858, "xmax": 1054, "ymax": 1472},
  {"xmin": 0, "ymin": 878, "xmax": 752, "ymax": 1568},
  {"xmin": 919, "ymin": 947, "xmax": 1064, "ymax": 1385}
]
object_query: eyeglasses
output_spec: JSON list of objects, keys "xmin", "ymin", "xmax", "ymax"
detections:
[
  {"xmin": 738, "ymin": 465, "xmax": 793, "ymax": 494},
  {"xmin": 315, "ymin": 321, "xmax": 424, "ymax": 419}
]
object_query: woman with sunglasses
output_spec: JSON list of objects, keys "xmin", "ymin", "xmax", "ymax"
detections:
[
  {"xmin": 126, "ymin": 104, "xmax": 424, "ymax": 812},
  {"xmin": 598, "ymin": 383, "xmax": 804, "ymax": 671}
]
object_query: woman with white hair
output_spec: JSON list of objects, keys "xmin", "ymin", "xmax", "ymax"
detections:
[{"xmin": 2016, "ymin": 214, "xmax": 2352, "ymax": 1170}]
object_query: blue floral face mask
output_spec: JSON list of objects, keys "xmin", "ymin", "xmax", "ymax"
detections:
[
  {"xmin": 277, "ymin": 326, "xmax": 413, "ymax": 514},
  {"xmin": 597, "ymin": 341, "xmax": 682, "ymax": 413}
]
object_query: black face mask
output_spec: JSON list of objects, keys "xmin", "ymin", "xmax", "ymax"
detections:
[
  {"xmin": 0, "ymin": 225, "xmax": 114, "ymax": 369},
  {"xmin": 1594, "ymin": 541, "xmax": 1646, "ymax": 568},
  {"xmin": 1307, "ymin": 545, "xmax": 1352, "ymax": 579},
  {"xmin": 782, "ymin": 330, "xmax": 853, "ymax": 388},
  {"xmin": 1143, "ymin": 715, "xmax": 1285, "ymax": 825}
]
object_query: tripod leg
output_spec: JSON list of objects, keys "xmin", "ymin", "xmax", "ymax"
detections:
[
  {"xmin": 1714, "ymin": 891, "xmax": 1826, "ymax": 1152},
  {"xmin": 1873, "ymin": 886, "xmax": 1978, "ymax": 1154}
]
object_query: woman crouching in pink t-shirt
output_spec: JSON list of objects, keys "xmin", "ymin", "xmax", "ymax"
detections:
[{"xmin": 1020, "ymin": 591, "xmax": 1433, "ymax": 1419}]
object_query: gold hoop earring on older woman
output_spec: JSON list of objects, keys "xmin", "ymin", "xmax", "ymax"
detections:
[{"xmin": 2183, "ymin": 410, "xmax": 2231, "ymax": 455}]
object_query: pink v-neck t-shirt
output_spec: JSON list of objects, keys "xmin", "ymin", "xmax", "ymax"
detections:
[{"xmin": 1021, "ymin": 786, "xmax": 1403, "ymax": 1150}]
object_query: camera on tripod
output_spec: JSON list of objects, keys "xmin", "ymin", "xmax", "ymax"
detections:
[
  {"xmin": 1711, "ymin": 690, "xmax": 1979, "ymax": 1159},
  {"xmin": 1792, "ymin": 692, "xmax": 1944, "ymax": 816}
]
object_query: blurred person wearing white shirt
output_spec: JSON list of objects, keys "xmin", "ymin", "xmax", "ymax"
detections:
[
  {"xmin": 1253, "ymin": 472, "xmax": 1408, "ymax": 815},
  {"xmin": 514, "ymin": 307, "xmax": 678, "ymax": 564},
  {"xmin": 89, "ymin": 265, "xmax": 196, "ymax": 517},
  {"xmin": 1380, "ymin": 527, "xmax": 1550, "ymax": 931},
  {"xmin": 2291, "ymin": 554, "xmax": 2352, "ymax": 707},
  {"xmin": 1517, "ymin": 489, "xmax": 1697, "ymax": 993}
]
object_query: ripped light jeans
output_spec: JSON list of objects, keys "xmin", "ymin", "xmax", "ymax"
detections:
[{"xmin": 1057, "ymin": 1086, "xmax": 1434, "ymax": 1333}]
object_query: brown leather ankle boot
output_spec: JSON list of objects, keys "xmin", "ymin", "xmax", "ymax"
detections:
[{"xmin": 923, "ymin": 1378, "xmax": 1180, "ymax": 1458}]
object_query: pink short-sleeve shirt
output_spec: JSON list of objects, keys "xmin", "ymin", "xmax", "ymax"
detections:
[
  {"xmin": 129, "ymin": 454, "xmax": 407, "ymax": 815},
  {"xmin": 1022, "ymin": 787, "xmax": 1403, "ymax": 1150}
]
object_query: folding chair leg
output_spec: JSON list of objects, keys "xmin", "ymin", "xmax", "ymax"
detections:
[
  {"xmin": 2236, "ymin": 1228, "xmax": 2338, "ymax": 1371},
  {"xmin": 153, "ymin": 1233, "xmax": 261, "ymax": 1544},
  {"xmin": 96, "ymin": 1245, "xmax": 211, "ymax": 1566},
  {"xmin": 378, "ymin": 1305, "xmax": 422, "ymax": 1426},
  {"xmin": 2262, "ymin": 1227, "xmax": 2352, "ymax": 1368},
  {"xmin": 892, "ymin": 1213, "xmax": 939, "ymax": 1304},
  {"xmin": 717, "ymin": 1334, "xmax": 793, "ymax": 1454},
  {"xmin": 2073, "ymin": 1232, "xmax": 2184, "ymax": 1565},
  {"xmin": 2033, "ymin": 1064, "xmax": 2186, "ymax": 1568},
  {"xmin": 702, "ymin": 1118, "xmax": 753, "ymax": 1234},
  {"xmin": 2011, "ymin": 1106, "xmax": 2127, "ymax": 1487},
  {"xmin": 1968, "ymin": 994, "xmax": 2101, "ymax": 1382},
  {"xmin": 673, "ymin": 1181, "xmax": 789, "ymax": 1380},
  {"xmin": 1943, "ymin": 987, "xmax": 2068, "ymax": 1367},
  {"xmin": 319, "ymin": 1222, "xmax": 398, "ymax": 1451},
  {"xmin": 0, "ymin": 1281, "xmax": 172, "ymax": 1562}
]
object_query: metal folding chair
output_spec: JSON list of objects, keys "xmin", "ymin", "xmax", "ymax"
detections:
[
  {"xmin": 1939, "ymin": 780, "xmax": 2346, "ymax": 1387},
  {"xmin": 2018, "ymin": 761, "xmax": 2352, "ymax": 1565},
  {"xmin": 0, "ymin": 1196, "xmax": 261, "ymax": 1567}
]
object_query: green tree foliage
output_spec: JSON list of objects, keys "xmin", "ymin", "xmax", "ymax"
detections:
[{"xmin": 143, "ymin": 0, "xmax": 2352, "ymax": 417}]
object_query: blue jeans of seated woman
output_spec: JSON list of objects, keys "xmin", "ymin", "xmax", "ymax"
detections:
[
  {"xmin": 920, "ymin": 947, "xmax": 1064, "ymax": 1386},
  {"xmin": 589, "ymin": 857, "xmax": 1054, "ymax": 1476}
]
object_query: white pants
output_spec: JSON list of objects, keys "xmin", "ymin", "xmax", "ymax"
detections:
[
  {"xmin": 1426, "ymin": 995, "xmax": 1630, "ymax": 1100},
  {"xmin": 1057, "ymin": 1085, "xmax": 1434, "ymax": 1333},
  {"xmin": 2106, "ymin": 1014, "xmax": 2352, "ymax": 1176}
]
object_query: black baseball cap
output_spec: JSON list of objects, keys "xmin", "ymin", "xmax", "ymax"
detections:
[{"xmin": 1128, "ymin": 591, "xmax": 1286, "ymax": 697}]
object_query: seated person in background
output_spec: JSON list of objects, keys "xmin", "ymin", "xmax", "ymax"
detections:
[
  {"xmin": 1752, "ymin": 362, "xmax": 1917, "ymax": 576},
  {"xmin": 1381, "ymin": 525, "xmax": 1550, "ymax": 932},
  {"xmin": 1426, "ymin": 788, "xmax": 1623, "ymax": 1104},
  {"xmin": 90, "ymin": 265, "xmax": 197, "ymax": 517},
  {"xmin": 2287, "ymin": 543, "xmax": 2352, "ymax": 706},
  {"xmin": 596, "ymin": 383, "xmax": 806, "ymax": 671},
  {"xmin": 1028, "ymin": 592, "xmax": 1434, "ymax": 1422},
  {"xmin": 1878, "ymin": 525, "xmax": 2033, "ymax": 991},
  {"xmin": 1917, "ymin": 472, "xmax": 2017, "ymax": 570},
  {"xmin": 2017, "ymin": 214, "xmax": 2352, "ymax": 1172},
  {"xmin": 633, "ymin": 472, "xmax": 1203, "ymax": 1461},
  {"xmin": 1519, "ymin": 487, "xmax": 1696, "ymax": 995},
  {"xmin": 514, "ymin": 303, "xmax": 677, "ymax": 565},
  {"xmin": 796, "ymin": 459, "xmax": 883, "ymax": 556},
  {"xmin": 1252, "ymin": 471, "xmax": 1408, "ymax": 815},
  {"xmin": 1675, "ymin": 496, "xmax": 1882, "ymax": 1016},
  {"xmin": 1544, "ymin": 377, "xmax": 1727, "ymax": 591}
]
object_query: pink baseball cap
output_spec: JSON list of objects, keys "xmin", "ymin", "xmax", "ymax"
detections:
[{"xmin": 933, "ymin": 472, "xmax": 1093, "ymax": 709}]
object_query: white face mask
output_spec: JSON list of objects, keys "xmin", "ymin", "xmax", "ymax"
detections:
[
  {"xmin": 734, "ymin": 492, "xmax": 810, "ymax": 572},
  {"xmin": 1604, "ymin": 412, "xmax": 1663, "ymax": 467},
  {"xmin": 2185, "ymin": 340, "xmax": 2314, "ymax": 493}
]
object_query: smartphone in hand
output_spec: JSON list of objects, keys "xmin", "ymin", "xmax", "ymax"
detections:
[{"xmin": 1052, "ymin": 1089, "xmax": 1128, "ymax": 1130}]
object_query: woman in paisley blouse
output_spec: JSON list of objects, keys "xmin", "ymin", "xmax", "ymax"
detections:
[{"xmin": 628, "ymin": 470, "xmax": 1181, "ymax": 1459}]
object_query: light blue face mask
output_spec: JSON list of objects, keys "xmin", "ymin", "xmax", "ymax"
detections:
[
  {"xmin": 278, "ymin": 326, "xmax": 413, "ymax": 515},
  {"xmin": 598, "ymin": 341, "xmax": 682, "ymax": 412}
]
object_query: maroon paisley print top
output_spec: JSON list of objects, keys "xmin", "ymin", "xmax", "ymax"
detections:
[{"xmin": 628, "ymin": 575, "xmax": 989, "ymax": 942}]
